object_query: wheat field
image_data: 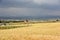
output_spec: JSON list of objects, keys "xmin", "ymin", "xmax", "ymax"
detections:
[{"xmin": 0, "ymin": 22, "xmax": 60, "ymax": 40}]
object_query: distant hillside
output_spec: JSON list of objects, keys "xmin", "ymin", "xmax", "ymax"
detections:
[{"xmin": 0, "ymin": 15, "xmax": 60, "ymax": 20}]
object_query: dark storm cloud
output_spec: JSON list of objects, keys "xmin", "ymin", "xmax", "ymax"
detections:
[
  {"xmin": 0, "ymin": 0, "xmax": 2, "ymax": 2},
  {"xmin": 0, "ymin": 0, "xmax": 60, "ymax": 10},
  {"xmin": 0, "ymin": 0, "xmax": 33, "ymax": 8},
  {"xmin": 0, "ymin": 0, "xmax": 59, "ymax": 8},
  {"xmin": 0, "ymin": 0, "xmax": 60, "ymax": 16}
]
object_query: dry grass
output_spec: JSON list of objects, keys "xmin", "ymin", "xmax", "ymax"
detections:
[{"xmin": 0, "ymin": 22, "xmax": 60, "ymax": 40}]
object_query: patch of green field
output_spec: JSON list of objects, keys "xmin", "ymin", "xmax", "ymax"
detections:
[
  {"xmin": 0, "ymin": 23, "xmax": 30, "ymax": 29},
  {"xmin": 0, "ymin": 26, "xmax": 25, "ymax": 29}
]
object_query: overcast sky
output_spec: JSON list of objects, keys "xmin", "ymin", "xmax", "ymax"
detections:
[{"xmin": 0, "ymin": 0, "xmax": 60, "ymax": 17}]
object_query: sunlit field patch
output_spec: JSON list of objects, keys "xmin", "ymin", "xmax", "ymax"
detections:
[{"xmin": 0, "ymin": 22, "xmax": 60, "ymax": 40}]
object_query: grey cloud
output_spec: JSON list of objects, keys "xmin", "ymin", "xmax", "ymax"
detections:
[
  {"xmin": 0, "ymin": 0, "xmax": 60, "ymax": 17},
  {"xmin": 0, "ymin": 0, "xmax": 33, "ymax": 8},
  {"xmin": 0, "ymin": 8, "xmax": 60, "ymax": 17},
  {"xmin": 0, "ymin": 0, "xmax": 60, "ymax": 10},
  {"xmin": 0, "ymin": 0, "xmax": 60, "ymax": 9}
]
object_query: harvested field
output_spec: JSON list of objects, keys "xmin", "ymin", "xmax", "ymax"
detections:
[{"xmin": 0, "ymin": 22, "xmax": 60, "ymax": 40}]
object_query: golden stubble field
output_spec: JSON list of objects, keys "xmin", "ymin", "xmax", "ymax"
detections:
[{"xmin": 0, "ymin": 22, "xmax": 60, "ymax": 40}]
